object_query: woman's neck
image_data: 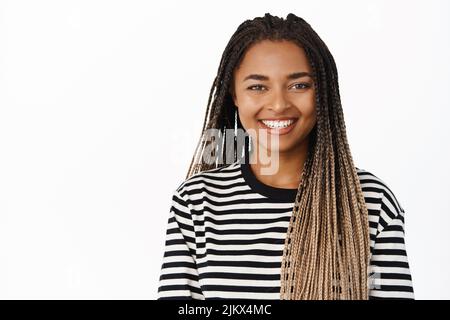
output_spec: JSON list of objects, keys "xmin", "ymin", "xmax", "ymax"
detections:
[{"xmin": 248, "ymin": 138, "xmax": 309, "ymax": 189}]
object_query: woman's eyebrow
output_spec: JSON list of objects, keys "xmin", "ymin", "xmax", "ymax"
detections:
[{"xmin": 243, "ymin": 72, "xmax": 313, "ymax": 81}]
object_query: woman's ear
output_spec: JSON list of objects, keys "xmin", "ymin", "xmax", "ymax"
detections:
[
  {"xmin": 229, "ymin": 85, "xmax": 238, "ymax": 108},
  {"xmin": 228, "ymin": 76, "xmax": 238, "ymax": 107}
]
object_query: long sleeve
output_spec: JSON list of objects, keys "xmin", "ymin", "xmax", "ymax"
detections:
[
  {"xmin": 157, "ymin": 189, "xmax": 205, "ymax": 300},
  {"xmin": 368, "ymin": 190, "xmax": 415, "ymax": 299}
]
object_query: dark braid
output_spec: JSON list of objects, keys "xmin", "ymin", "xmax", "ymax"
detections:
[{"xmin": 184, "ymin": 13, "xmax": 371, "ymax": 300}]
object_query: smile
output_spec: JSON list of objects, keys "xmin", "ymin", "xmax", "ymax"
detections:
[
  {"xmin": 260, "ymin": 119, "xmax": 295, "ymax": 128},
  {"xmin": 258, "ymin": 118, "xmax": 298, "ymax": 135}
]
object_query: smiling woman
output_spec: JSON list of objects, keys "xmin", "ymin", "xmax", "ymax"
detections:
[{"xmin": 157, "ymin": 13, "xmax": 414, "ymax": 300}]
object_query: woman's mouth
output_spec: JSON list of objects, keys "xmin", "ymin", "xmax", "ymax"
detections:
[{"xmin": 257, "ymin": 118, "xmax": 298, "ymax": 135}]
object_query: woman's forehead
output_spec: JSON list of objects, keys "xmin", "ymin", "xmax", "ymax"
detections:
[{"xmin": 234, "ymin": 41, "xmax": 312, "ymax": 81}]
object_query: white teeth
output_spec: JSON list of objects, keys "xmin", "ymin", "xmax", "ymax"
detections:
[{"xmin": 261, "ymin": 119, "xmax": 295, "ymax": 129}]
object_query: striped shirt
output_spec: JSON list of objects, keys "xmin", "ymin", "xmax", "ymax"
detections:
[{"xmin": 157, "ymin": 160, "xmax": 414, "ymax": 300}]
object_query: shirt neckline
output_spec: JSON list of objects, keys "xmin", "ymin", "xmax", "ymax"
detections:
[{"xmin": 238, "ymin": 159, "xmax": 298, "ymax": 201}]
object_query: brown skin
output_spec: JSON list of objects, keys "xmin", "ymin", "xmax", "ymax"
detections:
[{"xmin": 231, "ymin": 40, "xmax": 317, "ymax": 189}]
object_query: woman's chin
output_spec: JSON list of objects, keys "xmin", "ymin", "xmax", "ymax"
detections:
[{"xmin": 254, "ymin": 141, "xmax": 296, "ymax": 156}]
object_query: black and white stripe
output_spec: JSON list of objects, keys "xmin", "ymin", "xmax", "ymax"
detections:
[{"xmin": 157, "ymin": 160, "xmax": 414, "ymax": 300}]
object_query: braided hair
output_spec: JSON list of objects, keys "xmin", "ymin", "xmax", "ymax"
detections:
[{"xmin": 185, "ymin": 13, "xmax": 370, "ymax": 300}]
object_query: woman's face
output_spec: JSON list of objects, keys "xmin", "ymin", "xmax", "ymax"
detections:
[{"xmin": 231, "ymin": 39, "xmax": 317, "ymax": 155}]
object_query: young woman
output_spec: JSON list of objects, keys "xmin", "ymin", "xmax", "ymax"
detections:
[{"xmin": 157, "ymin": 13, "xmax": 414, "ymax": 300}]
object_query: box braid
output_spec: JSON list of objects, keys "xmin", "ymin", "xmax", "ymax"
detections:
[{"xmin": 185, "ymin": 13, "xmax": 370, "ymax": 300}]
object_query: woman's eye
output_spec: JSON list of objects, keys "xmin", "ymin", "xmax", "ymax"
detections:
[
  {"xmin": 247, "ymin": 85, "xmax": 266, "ymax": 91},
  {"xmin": 292, "ymin": 83, "xmax": 311, "ymax": 90}
]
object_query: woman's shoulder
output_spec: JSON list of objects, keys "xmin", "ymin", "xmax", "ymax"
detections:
[
  {"xmin": 173, "ymin": 161, "xmax": 242, "ymax": 195},
  {"xmin": 355, "ymin": 167, "xmax": 395, "ymax": 193},
  {"xmin": 356, "ymin": 167, "xmax": 406, "ymax": 230}
]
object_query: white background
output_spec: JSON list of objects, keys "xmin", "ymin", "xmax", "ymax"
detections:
[{"xmin": 0, "ymin": 0, "xmax": 449, "ymax": 299}]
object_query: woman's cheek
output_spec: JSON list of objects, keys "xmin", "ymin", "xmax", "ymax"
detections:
[{"xmin": 238, "ymin": 103, "xmax": 260, "ymax": 125}]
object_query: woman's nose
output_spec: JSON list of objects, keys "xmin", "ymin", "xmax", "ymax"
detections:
[{"xmin": 268, "ymin": 90, "xmax": 290, "ymax": 113}]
